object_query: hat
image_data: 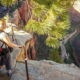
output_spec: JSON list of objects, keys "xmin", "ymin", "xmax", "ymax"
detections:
[{"xmin": 0, "ymin": 5, "xmax": 8, "ymax": 19}]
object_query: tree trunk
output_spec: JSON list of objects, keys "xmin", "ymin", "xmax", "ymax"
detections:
[{"xmin": 60, "ymin": 29, "xmax": 77, "ymax": 61}]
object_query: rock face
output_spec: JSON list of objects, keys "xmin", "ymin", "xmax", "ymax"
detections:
[
  {"xmin": 12, "ymin": 0, "xmax": 32, "ymax": 27},
  {"xmin": 69, "ymin": 0, "xmax": 80, "ymax": 28},
  {"xmin": 10, "ymin": 31, "xmax": 32, "ymax": 68},
  {"xmin": 11, "ymin": 60, "xmax": 80, "ymax": 80},
  {"xmin": 69, "ymin": 0, "xmax": 80, "ymax": 66},
  {"xmin": 18, "ymin": 0, "xmax": 32, "ymax": 25}
]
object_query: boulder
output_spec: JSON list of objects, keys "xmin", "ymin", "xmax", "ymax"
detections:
[
  {"xmin": 10, "ymin": 31, "xmax": 32, "ymax": 68},
  {"xmin": 11, "ymin": 60, "xmax": 80, "ymax": 80}
]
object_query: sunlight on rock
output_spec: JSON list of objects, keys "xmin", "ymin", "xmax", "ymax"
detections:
[{"xmin": 73, "ymin": 0, "xmax": 80, "ymax": 13}]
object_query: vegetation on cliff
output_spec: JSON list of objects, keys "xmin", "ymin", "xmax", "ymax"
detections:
[
  {"xmin": 0, "ymin": 0, "xmax": 77, "ymax": 63},
  {"xmin": 25, "ymin": 0, "xmax": 76, "ymax": 62}
]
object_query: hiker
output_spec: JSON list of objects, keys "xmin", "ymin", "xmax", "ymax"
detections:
[
  {"xmin": 0, "ymin": 18, "xmax": 21, "ymax": 48},
  {"xmin": 0, "ymin": 18, "xmax": 22, "ymax": 77}
]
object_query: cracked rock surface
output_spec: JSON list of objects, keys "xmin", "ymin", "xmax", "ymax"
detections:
[{"xmin": 11, "ymin": 60, "xmax": 80, "ymax": 80}]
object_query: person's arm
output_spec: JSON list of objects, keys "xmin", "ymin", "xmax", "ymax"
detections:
[
  {"xmin": 3, "ymin": 39, "xmax": 20, "ymax": 48},
  {"xmin": 2, "ymin": 34, "xmax": 21, "ymax": 48}
]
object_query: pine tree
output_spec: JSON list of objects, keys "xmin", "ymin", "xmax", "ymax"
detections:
[
  {"xmin": 25, "ymin": 0, "xmax": 76, "ymax": 62},
  {"xmin": 0, "ymin": 0, "xmax": 16, "ymax": 7},
  {"xmin": 25, "ymin": 0, "xmax": 75, "ymax": 48}
]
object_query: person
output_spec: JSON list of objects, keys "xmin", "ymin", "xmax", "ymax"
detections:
[
  {"xmin": 0, "ymin": 18, "xmax": 22, "ymax": 77},
  {"xmin": 0, "ymin": 18, "xmax": 21, "ymax": 48}
]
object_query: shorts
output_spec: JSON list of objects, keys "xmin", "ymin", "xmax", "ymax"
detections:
[{"xmin": 0, "ymin": 50, "xmax": 11, "ymax": 70}]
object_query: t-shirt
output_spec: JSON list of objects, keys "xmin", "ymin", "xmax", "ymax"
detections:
[
  {"xmin": 0, "ymin": 32, "xmax": 7, "ymax": 41},
  {"xmin": 0, "ymin": 24, "xmax": 2, "ymax": 28},
  {"xmin": 0, "ymin": 21, "xmax": 6, "ymax": 40}
]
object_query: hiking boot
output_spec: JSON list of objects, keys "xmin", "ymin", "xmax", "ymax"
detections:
[
  {"xmin": 7, "ymin": 69, "xmax": 15, "ymax": 78},
  {"xmin": 0, "ymin": 68, "xmax": 3, "ymax": 73},
  {"xmin": 7, "ymin": 72, "xmax": 12, "ymax": 78},
  {"xmin": 0, "ymin": 66, "xmax": 5, "ymax": 74}
]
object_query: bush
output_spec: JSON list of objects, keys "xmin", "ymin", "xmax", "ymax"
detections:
[{"xmin": 49, "ymin": 48, "xmax": 63, "ymax": 63}]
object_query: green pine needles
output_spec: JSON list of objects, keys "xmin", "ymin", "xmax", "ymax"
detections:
[
  {"xmin": 25, "ymin": 0, "xmax": 74, "ymax": 48},
  {"xmin": 0, "ymin": 0, "xmax": 16, "ymax": 7}
]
